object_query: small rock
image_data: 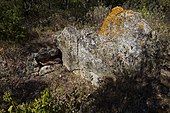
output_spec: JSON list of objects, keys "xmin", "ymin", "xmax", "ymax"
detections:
[
  {"xmin": 34, "ymin": 47, "xmax": 62, "ymax": 66},
  {"xmin": 39, "ymin": 65, "xmax": 55, "ymax": 76},
  {"xmin": 160, "ymin": 69, "xmax": 170, "ymax": 87}
]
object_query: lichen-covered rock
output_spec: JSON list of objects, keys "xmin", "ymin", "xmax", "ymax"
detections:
[
  {"xmin": 56, "ymin": 7, "xmax": 160, "ymax": 86},
  {"xmin": 57, "ymin": 27, "xmax": 109, "ymax": 86}
]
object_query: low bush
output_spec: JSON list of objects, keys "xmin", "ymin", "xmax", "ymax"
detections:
[
  {"xmin": 0, "ymin": 0, "xmax": 26, "ymax": 41},
  {"xmin": 0, "ymin": 87, "xmax": 86, "ymax": 113}
]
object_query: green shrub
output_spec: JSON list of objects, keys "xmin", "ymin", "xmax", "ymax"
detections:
[
  {"xmin": 0, "ymin": 88, "xmax": 83, "ymax": 113},
  {"xmin": 0, "ymin": 0, "xmax": 26, "ymax": 41}
]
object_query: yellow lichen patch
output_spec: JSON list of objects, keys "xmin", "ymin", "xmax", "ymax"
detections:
[
  {"xmin": 138, "ymin": 24, "xmax": 144, "ymax": 29},
  {"xmin": 125, "ymin": 10, "xmax": 133, "ymax": 13},
  {"xmin": 100, "ymin": 6, "xmax": 123, "ymax": 35},
  {"xmin": 99, "ymin": 6, "xmax": 134, "ymax": 39}
]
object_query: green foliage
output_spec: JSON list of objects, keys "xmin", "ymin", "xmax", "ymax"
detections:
[
  {"xmin": 0, "ymin": 0, "xmax": 26, "ymax": 41},
  {"xmin": 0, "ymin": 88, "xmax": 83, "ymax": 113}
]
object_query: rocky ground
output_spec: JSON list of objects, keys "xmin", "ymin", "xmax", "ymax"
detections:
[
  {"xmin": 0, "ymin": 10, "xmax": 170, "ymax": 112},
  {"xmin": 0, "ymin": 31, "xmax": 95, "ymax": 111},
  {"xmin": 0, "ymin": 30, "xmax": 169, "ymax": 113}
]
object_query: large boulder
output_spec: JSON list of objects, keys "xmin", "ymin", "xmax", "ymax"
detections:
[{"xmin": 56, "ymin": 7, "xmax": 159, "ymax": 86}]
